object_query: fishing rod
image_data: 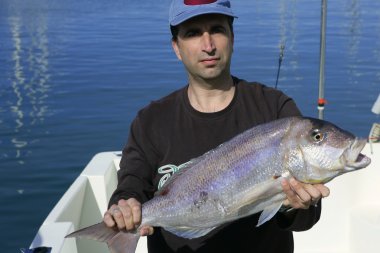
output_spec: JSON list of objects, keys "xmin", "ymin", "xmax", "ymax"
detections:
[
  {"xmin": 318, "ymin": 0, "xmax": 327, "ymax": 119},
  {"xmin": 275, "ymin": 44, "xmax": 285, "ymax": 89}
]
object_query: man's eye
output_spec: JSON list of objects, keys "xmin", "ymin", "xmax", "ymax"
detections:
[
  {"xmin": 185, "ymin": 31, "xmax": 199, "ymax": 38},
  {"xmin": 211, "ymin": 26, "xmax": 226, "ymax": 34}
]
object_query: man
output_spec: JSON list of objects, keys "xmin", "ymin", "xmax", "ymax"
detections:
[{"xmin": 104, "ymin": 0, "xmax": 330, "ymax": 252}]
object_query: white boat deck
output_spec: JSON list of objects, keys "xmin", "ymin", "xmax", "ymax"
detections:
[{"xmin": 30, "ymin": 143, "xmax": 380, "ymax": 253}]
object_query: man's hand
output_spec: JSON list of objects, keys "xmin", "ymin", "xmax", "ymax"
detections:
[
  {"xmin": 281, "ymin": 178, "xmax": 330, "ymax": 209},
  {"xmin": 103, "ymin": 198, "xmax": 154, "ymax": 236}
]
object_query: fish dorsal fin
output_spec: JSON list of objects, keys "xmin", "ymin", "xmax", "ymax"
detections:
[
  {"xmin": 256, "ymin": 201, "xmax": 283, "ymax": 227},
  {"xmin": 164, "ymin": 226, "xmax": 217, "ymax": 239}
]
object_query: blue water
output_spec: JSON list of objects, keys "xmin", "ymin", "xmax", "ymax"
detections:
[{"xmin": 0, "ymin": 0, "xmax": 379, "ymax": 251}]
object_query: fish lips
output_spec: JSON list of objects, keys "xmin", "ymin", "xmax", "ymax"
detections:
[
  {"xmin": 344, "ymin": 138, "xmax": 371, "ymax": 171},
  {"xmin": 345, "ymin": 153, "xmax": 371, "ymax": 171}
]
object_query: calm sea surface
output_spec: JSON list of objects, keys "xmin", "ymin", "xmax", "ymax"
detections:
[{"xmin": 1, "ymin": 0, "xmax": 379, "ymax": 251}]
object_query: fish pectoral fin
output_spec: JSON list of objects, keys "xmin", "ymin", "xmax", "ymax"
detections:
[
  {"xmin": 164, "ymin": 226, "xmax": 217, "ymax": 239},
  {"xmin": 256, "ymin": 202, "xmax": 283, "ymax": 227}
]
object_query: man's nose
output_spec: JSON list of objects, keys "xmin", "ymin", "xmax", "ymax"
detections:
[{"xmin": 201, "ymin": 33, "xmax": 216, "ymax": 54}]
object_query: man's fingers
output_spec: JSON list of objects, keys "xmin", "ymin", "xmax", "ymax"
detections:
[
  {"xmin": 303, "ymin": 184, "xmax": 322, "ymax": 199},
  {"xmin": 302, "ymin": 183, "xmax": 330, "ymax": 206},
  {"xmin": 282, "ymin": 178, "xmax": 331, "ymax": 210},
  {"xmin": 281, "ymin": 179, "xmax": 303, "ymax": 208},
  {"xmin": 140, "ymin": 226, "xmax": 154, "ymax": 236},
  {"xmin": 103, "ymin": 198, "xmax": 143, "ymax": 232},
  {"xmin": 104, "ymin": 204, "xmax": 121, "ymax": 227},
  {"xmin": 103, "ymin": 210, "xmax": 116, "ymax": 227},
  {"xmin": 282, "ymin": 178, "xmax": 319, "ymax": 209},
  {"xmin": 126, "ymin": 198, "xmax": 142, "ymax": 226},
  {"xmin": 289, "ymin": 178, "xmax": 312, "ymax": 204},
  {"xmin": 126, "ymin": 198, "xmax": 141, "ymax": 207},
  {"xmin": 113, "ymin": 206, "xmax": 128, "ymax": 230},
  {"xmin": 118, "ymin": 200, "xmax": 134, "ymax": 230},
  {"xmin": 314, "ymin": 184, "xmax": 330, "ymax": 198},
  {"xmin": 131, "ymin": 204, "xmax": 142, "ymax": 226}
]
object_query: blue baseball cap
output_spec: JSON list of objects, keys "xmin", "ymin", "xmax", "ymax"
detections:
[{"xmin": 169, "ymin": 0, "xmax": 237, "ymax": 26}]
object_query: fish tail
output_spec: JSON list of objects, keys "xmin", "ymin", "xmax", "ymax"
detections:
[
  {"xmin": 107, "ymin": 231, "xmax": 140, "ymax": 253},
  {"xmin": 65, "ymin": 222, "xmax": 140, "ymax": 253}
]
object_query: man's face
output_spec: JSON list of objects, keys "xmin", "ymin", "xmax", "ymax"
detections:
[{"xmin": 172, "ymin": 14, "xmax": 234, "ymax": 82}]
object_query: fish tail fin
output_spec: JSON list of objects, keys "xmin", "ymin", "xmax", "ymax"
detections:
[
  {"xmin": 65, "ymin": 222, "xmax": 140, "ymax": 253},
  {"xmin": 107, "ymin": 231, "xmax": 140, "ymax": 253}
]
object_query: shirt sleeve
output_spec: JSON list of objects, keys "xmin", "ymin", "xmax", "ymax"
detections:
[
  {"xmin": 275, "ymin": 201, "xmax": 322, "ymax": 232},
  {"xmin": 108, "ymin": 112, "xmax": 159, "ymax": 207},
  {"xmin": 277, "ymin": 92, "xmax": 302, "ymax": 118}
]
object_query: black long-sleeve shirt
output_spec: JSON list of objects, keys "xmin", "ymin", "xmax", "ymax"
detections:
[{"xmin": 109, "ymin": 77, "xmax": 321, "ymax": 252}]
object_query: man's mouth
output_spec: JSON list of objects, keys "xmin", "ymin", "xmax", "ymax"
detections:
[{"xmin": 200, "ymin": 58, "xmax": 219, "ymax": 65}]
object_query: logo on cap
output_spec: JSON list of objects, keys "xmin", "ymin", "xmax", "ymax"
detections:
[{"xmin": 184, "ymin": 0, "xmax": 217, "ymax": 5}]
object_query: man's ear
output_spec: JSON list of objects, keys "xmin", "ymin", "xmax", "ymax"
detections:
[{"xmin": 172, "ymin": 40, "xmax": 182, "ymax": 61}]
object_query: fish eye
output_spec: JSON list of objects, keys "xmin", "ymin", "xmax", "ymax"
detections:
[{"xmin": 311, "ymin": 129, "xmax": 324, "ymax": 143}]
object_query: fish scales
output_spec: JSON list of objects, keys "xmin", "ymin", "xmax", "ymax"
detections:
[
  {"xmin": 140, "ymin": 118, "xmax": 296, "ymax": 229},
  {"xmin": 66, "ymin": 117, "xmax": 371, "ymax": 253}
]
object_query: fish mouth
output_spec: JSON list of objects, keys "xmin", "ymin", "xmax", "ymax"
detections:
[{"xmin": 344, "ymin": 138, "xmax": 371, "ymax": 171}]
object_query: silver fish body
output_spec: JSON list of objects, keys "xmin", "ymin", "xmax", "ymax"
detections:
[{"xmin": 66, "ymin": 116, "xmax": 371, "ymax": 253}]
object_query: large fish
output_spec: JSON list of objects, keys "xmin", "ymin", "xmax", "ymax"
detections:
[{"xmin": 66, "ymin": 117, "xmax": 371, "ymax": 253}]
